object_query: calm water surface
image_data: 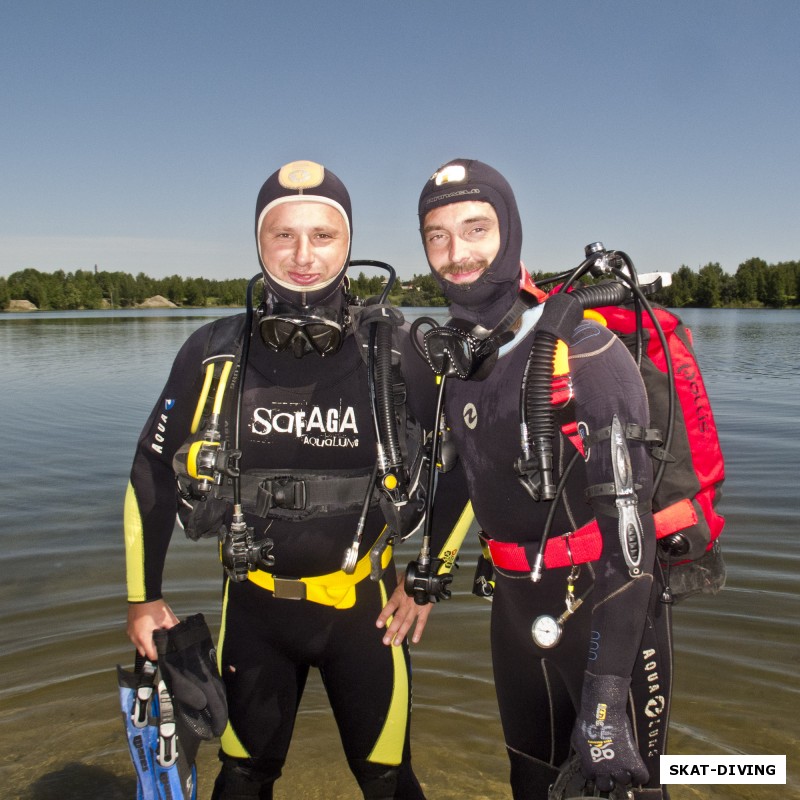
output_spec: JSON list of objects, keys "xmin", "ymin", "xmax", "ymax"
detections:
[{"xmin": 1, "ymin": 307, "xmax": 797, "ymax": 799}]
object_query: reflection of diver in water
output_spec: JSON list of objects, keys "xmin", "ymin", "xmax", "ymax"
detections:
[
  {"xmin": 123, "ymin": 160, "xmax": 467, "ymax": 799},
  {"xmin": 408, "ymin": 159, "xmax": 673, "ymax": 800}
]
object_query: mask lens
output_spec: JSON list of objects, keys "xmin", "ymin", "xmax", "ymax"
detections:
[
  {"xmin": 304, "ymin": 323, "xmax": 342, "ymax": 355},
  {"xmin": 261, "ymin": 318, "xmax": 300, "ymax": 350},
  {"xmin": 423, "ymin": 327, "xmax": 478, "ymax": 379},
  {"xmin": 259, "ymin": 309, "xmax": 343, "ymax": 356}
]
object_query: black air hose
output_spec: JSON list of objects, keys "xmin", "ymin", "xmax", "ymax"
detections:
[
  {"xmin": 520, "ymin": 331, "xmax": 559, "ymax": 500},
  {"xmin": 374, "ymin": 321, "xmax": 403, "ymax": 469},
  {"xmin": 570, "ymin": 280, "xmax": 630, "ymax": 308}
]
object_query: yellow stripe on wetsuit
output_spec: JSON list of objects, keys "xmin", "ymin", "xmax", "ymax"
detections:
[
  {"xmin": 124, "ymin": 481, "xmax": 147, "ymax": 602},
  {"xmin": 368, "ymin": 576, "xmax": 408, "ymax": 766}
]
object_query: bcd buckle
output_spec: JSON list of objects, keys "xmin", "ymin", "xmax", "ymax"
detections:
[{"xmin": 256, "ymin": 478, "xmax": 307, "ymax": 515}]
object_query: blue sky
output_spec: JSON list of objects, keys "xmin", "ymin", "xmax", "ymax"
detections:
[{"xmin": 2, "ymin": 1, "xmax": 798, "ymax": 281}]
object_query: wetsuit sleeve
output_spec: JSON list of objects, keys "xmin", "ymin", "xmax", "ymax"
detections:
[
  {"xmin": 569, "ymin": 321, "xmax": 656, "ymax": 678},
  {"xmin": 125, "ymin": 325, "xmax": 211, "ymax": 602}
]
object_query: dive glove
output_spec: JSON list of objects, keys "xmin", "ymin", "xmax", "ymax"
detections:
[
  {"xmin": 571, "ymin": 671, "xmax": 649, "ymax": 792},
  {"xmin": 153, "ymin": 613, "xmax": 228, "ymax": 739}
]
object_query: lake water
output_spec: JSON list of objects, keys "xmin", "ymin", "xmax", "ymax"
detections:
[{"xmin": 0, "ymin": 307, "xmax": 797, "ymax": 800}]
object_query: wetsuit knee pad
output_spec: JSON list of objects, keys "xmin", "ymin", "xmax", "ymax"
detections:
[
  {"xmin": 347, "ymin": 758, "xmax": 425, "ymax": 800},
  {"xmin": 211, "ymin": 754, "xmax": 284, "ymax": 800},
  {"xmin": 507, "ymin": 748, "xmax": 560, "ymax": 800}
]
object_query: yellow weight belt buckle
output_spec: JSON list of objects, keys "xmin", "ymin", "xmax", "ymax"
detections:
[{"xmin": 272, "ymin": 576, "xmax": 307, "ymax": 601}]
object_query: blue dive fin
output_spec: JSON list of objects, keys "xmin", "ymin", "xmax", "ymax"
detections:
[{"xmin": 117, "ymin": 656, "xmax": 197, "ymax": 799}]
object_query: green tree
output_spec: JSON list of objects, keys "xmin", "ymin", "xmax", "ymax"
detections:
[
  {"xmin": 735, "ymin": 258, "xmax": 766, "ymax": 305},
  {"xmin": 660, "ymin": 265, "xmax": 696, "ymax": 307},
  {"xmin": 184, "ymin": 278, "xmax": 207, "ymax": 306},
  {"xmin": 0, "ymin": 278, "xmax": 9, "ymax": 309},
  {"xmin": 135, "ymin": 272, "xmax": 155, "ymax": 303},
  {"xmin": 763, "ymin": 267, "xmax": 786, "ymax": 308},
  {"xmin": 8, "ymin": 268, "xmax": 50, "ymax": 308},
  {"xmin": 695, "ymin": 262, "xmax": 724, "ymax": 308},
  {"xmin": 391, "ymin": 273, "xmax": 446, "ymax": 307}
]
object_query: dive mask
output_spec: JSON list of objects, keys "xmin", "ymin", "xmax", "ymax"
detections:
[
  {"xmin": 259, "ymin": 302, "xmax": 345, "ymax": 358},
  {"xmin": 422, "ymin": 319, "xmax": 513, "ymax": 380}
]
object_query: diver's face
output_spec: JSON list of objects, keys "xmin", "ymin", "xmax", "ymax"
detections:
[
  {"xmin": 422, "ymin": 201, "xmax": 501, "ymax": 285},
  {"xmin": 258, "ymin": 201, "xmax": 350, "ymax": 288}
]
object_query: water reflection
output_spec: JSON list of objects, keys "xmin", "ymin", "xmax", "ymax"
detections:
[{"xmin": 1, "ymin": 308, "xmax": 798, "ymax": 798}]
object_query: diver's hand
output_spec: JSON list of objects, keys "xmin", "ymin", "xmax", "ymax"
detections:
[
  {"xmin": 571, "ymin": 672, "xmax": 649, "ymax": 792},
  {"xmin": 127, "ymin": 599, "xmax": 179, "ymax": 661},
  {"xmin": 376, "ymin": 573, "xmax": 433, "ymax": 646}
]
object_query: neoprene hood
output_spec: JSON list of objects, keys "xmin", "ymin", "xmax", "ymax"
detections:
[
  {"xmin": 255, "ymin": 160, "xmax": 353, "ymax": 307},
  {"xmin": 418, "ymin": 159, "xmax": 523, "ymax": 328}
]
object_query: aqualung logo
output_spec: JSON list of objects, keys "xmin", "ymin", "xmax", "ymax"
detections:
[
  {"xmin": 151, "ymin": 411, "xmax": 170, "ymax": 455},
  {"xmin": 643, "ymin": 647, "xmax": 665, "ymax": 758},
  {"xmin": 250, "ymin": 403, "xmax": 360, "ymax": 448},
  {"xmin": 463, "ymin": 402, "xmax": 478, "ymax": 430}
]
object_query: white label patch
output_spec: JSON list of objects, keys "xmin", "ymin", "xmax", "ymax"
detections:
[{"xmin": 463, "ymin": 402, "xmax": 478, "ymax": 430}]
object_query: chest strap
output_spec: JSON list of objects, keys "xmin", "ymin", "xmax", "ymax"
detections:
[
  {"xmin": 247, "ymin": 540, "xmax": 393, "ymax": 609},
  {"xmin": 218, "ymin": 468, "xmax": 376, "ymax": 520},
  {"xmin": 484, "ymin": 498, "xmax": 699, "ymax": 572}
]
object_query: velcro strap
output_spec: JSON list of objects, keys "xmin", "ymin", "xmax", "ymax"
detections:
[
  {"xmin": 561, "ymin": 421, "xmax": 585, "ymax": 457},
  {"xmin": 654, "ymin": 498, "xmax": 698, "ymax": 539},
  {"xmin": 232, "ymin": 469, "xmax": 375, "ymax": 519},
  {"xmin": 484, "ymin": 498, "xmax": 700, "ymax": 574},
  {"xmin": 582, "ymin": 422, "xmax": 659, "ymax": 448},
  {"xmin": 484, "ymin": 519, "xmax": 603, "ymax": 572}
]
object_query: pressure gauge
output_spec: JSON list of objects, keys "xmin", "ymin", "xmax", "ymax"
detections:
[{"xmin": 532, "ymin": 614, "xmax": 563, "ymax": 649}]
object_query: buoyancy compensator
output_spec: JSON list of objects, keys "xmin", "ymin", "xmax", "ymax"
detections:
[
  {"xmin": 517, "ymin": 243, "xmax": 726, "ymax": 603},
  {"xmin": 173, "ymin": 261, "xmax": 430, "ymax": 582}
]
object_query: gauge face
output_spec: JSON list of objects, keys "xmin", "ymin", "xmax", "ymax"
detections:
[{"xmin": 532, "ymin": 614, "xmax": 562, "ymax": 648}]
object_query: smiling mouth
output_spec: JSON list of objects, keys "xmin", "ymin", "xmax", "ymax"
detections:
[
  {"xmin": 288, "ymin": 271, "xmax": 321, "ymax": 286},
  {"xmin": 441, "ymin": 261, "xmax": 488, "ymax": 284}
]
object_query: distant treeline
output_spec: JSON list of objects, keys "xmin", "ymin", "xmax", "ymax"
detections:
[{"xmin": 1, "ymin": 257, "xmax": 798, "ymax": 311}]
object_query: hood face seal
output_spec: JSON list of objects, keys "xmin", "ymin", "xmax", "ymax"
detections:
[
  {"xmin": 418, "ymin": 159, "xmax": 523, "ymax": 328},
  {"xmin": 255, "ymin": 160, "xmax": 353, "ymax": 308}
]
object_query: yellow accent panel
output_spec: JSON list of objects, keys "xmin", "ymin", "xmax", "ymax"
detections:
[
  {"xmin": 552, "ymin": 312, "xmax": 607, "ymax": 377},
  {"xmin": 367, "ymin": 579, "xmax": 407, "ymax": 766},
  {"xmin": 437, "ymin": 501, "xmax": 474, "ymax": 574},
  {"xmin": 554, "ymin": 340, "xmax": 569, "ymax": 376},
  {"xmin": 217, "ymin": 580, "xmax": 251, "ymax": 759},
  {"xmin": 191, "ymin": 363, "xmax": 215, "ymax": 434},
  {"xmin": 247, "ymin": 542, "xmax": 393, "ymax": 609},
  {"xmin": 584, "ymin": 308, "xmax": 608, "ymax": 326},
  {"xmin": 124, "ymin": 482, "xmax": 146, "ymax": 602}
]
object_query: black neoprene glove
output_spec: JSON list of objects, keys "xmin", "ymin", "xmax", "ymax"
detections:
[
  {"xmin": 571, "ymin": 671, "xmax": 649, "ymax": 792},
  {"xmin": 153, "ymin": 613, "xmax": 228, "ymax": 739}
]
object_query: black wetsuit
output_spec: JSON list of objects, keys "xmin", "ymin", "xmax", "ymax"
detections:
[
  {"xmin": 125, "ymin": 312, "xmax": 458, "ymax": 799},
  {"xmin": 441, "ymin": 310, "xmax": 672, "ymax": 799}
]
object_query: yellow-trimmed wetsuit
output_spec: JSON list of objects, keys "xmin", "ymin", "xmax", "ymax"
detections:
[{"xmin": 125, "ymin": 311, "xmax": 467, "ymax": 799}]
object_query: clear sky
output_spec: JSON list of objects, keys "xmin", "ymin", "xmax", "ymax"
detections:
[{"xmin": 2, "ymin": 1, "xmax": 798, "ymax": 282}]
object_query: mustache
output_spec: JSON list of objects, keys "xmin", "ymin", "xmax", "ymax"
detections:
[{"xmin": 438, "ymin": 259, "xmax": 489, "ymax": 276}]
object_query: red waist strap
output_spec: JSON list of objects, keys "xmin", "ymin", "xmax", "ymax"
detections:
[{"xmin": 485, "ymin": 498, "xmax": 699, "ymax": 572}]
